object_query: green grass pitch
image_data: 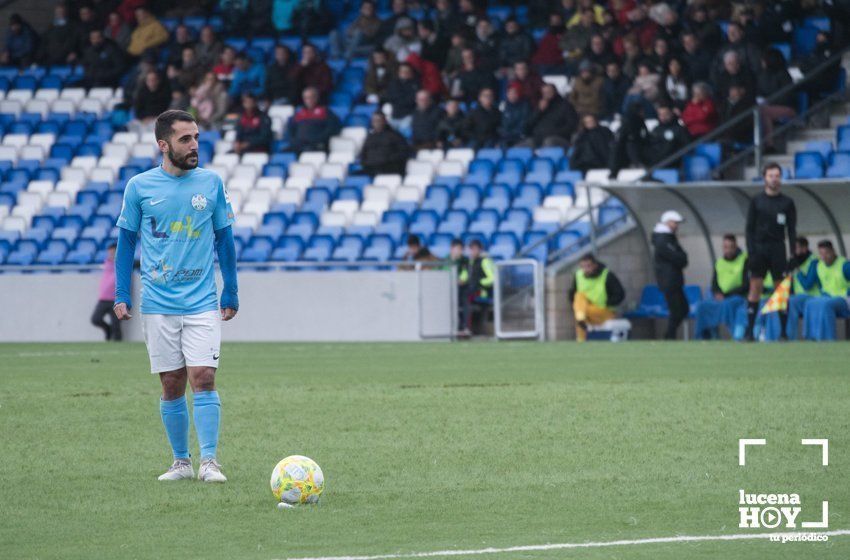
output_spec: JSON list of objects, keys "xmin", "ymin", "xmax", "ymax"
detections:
[{"xmin": 1, "ymin": 341, "xmax": 848, "ymax": 559}]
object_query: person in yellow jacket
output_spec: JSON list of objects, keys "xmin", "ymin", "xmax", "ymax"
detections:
[
  {"xmin": 797, "ymin": 240, "xmax": 850, "ymax": 340},
  {"xmin": 781, "ymin": 236, "xmax": 820, "ymax": 339},
  {"xmin": 569, "ymin": 253, "xmax": 625, "ymax": 341},
  {"xmin": 127, "ymin": 7, "xmax": 169, "ymax": 58},
  {"xmin": 695, "ymin": 234, "xmax": 748, "ymax": 339},
  {"xmin": 467, "ymin": 239, "xmax": 494, "ymax": 335}
]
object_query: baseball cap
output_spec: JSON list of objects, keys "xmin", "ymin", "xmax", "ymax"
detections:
[{"xmin": 661, "ymin": 210, "xmax": 684, "ymax": 223}]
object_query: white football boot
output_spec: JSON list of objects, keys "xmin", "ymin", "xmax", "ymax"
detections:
[
  {"xmin": 198, "ymin": 459, "xmax": 227, "ymax": 483},
  {"xmin": 158, "ymin": 459, "xmax": 194, "ymax": 481}
]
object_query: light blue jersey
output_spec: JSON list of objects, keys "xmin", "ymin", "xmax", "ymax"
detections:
[{"xmin": 117, "ymin": 166, "xmax": 235, "ymax": 315}]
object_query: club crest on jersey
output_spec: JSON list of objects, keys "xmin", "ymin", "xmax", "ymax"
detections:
[{"xmin": 192, "ymin": 193, "xmax": 207, "ymax": 211}]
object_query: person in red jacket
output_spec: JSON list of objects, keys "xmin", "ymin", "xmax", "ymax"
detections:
[
  {"xmin": 292, "ymin": 43, "xmax": 334, "ymax": 103},
  {"xmin": 680, "ymin": 82, "xmax": 719, "ymax": 138},
  {"xmin": 531, "ymin": 13, "xmax": 565, "ymax": 74},
  {"xmin": 406, "ymin": 52, "xmax": 446, "ymax": 99}
]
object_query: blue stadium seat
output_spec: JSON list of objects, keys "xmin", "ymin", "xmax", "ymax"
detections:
[
  {"xmin": 794, "ymin": 151, "xmax": 825, "ymax": 179},
  {"xmin": 505, "ymin": 147, "xmax": 533, "ymax": 166},
  {"xmin": 303, "ymin": 235, "xmax": 335, "ymax": 261},
  {"xmin": 263, "ymin": 212, "xmax": 289, "ymax": 229},
  {"xmin": 546, "ymin": 182, "xmax": 574, "ymax": 198},
  {"xmin": 651, "ymin": 168, "xmax": 680, "ymax": 184},
  {"xmin": 476, "ymin": 148, "xmax": 503, "ymax": 164},
  {"xmin": 626, "ymin": 285, "xmax": 668, "ymax": 318},
  {"xmin": 286, "ymin": 223, "xmax": 316, "ymax": 243},
  {"xmin": 838, "ymin": 125, "xmax": 850, "ymax": 151},
  {"xmin": 793, "ymin": 26, "xmax": 819, "ymax": 56},
  {"xmin": 805, "ymin": 141, "xmax": 833, "ymax": 160},
  {"xmin": 825, "ymin": 151, "xmax": 850, "ymax": 178},
  {"xmin": 683, "ymin": 154, "xmax": 712, "ymax": 181},
  {"xmin": 554, "ymin": 170, "xmax": 583, "ymax": 184},
  {"xmin": 273, "ymin": 236, "xmax": 305, "ymax": 261},
  {"xmin": 804, "ymin": 17, "xmax": 830, "ymax": 32}
]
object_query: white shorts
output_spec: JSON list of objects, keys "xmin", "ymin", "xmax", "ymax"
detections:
[{"xmin": 141, "ymin": 310, "xmax": 221, "ymax": 374}]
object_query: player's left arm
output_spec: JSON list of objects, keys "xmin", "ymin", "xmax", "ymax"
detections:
[{"xmin": 213, "ymin": 176, "xmax": 238, "ymax": 321}]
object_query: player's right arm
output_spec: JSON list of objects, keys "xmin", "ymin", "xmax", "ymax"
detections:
[{"xmin": 114, "ymin": 180, "xmax": 142, "ymax": 320}]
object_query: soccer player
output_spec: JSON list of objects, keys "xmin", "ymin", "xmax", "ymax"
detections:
[
  {"xmin": 743, "ymin": 163, "xmax": 796, "ymax": 341},
  {"xmin": 113, "ymin": 110, "xmax": 238, "ymax": 482}
]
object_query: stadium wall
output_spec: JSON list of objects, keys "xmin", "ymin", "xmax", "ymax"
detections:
[{"xmin": 0, "ymin": 269, "xmax": 455, "ymax": 342}]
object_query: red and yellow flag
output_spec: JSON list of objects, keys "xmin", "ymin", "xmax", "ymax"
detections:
[{"xmin": 761, "ymin": 276, "xmax": 792, "ymax": 314}]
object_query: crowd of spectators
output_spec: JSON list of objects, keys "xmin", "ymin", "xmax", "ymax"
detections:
[{"xmin": 2, "ymin": 0, "xmax": 848, "ymax": 171}]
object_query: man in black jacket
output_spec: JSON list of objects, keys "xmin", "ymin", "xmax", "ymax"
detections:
[
  {"xmin": 411, "ymin": 90, "xmax": 443, "ymax": 149},
  {"xmin": 360, "ymin": 112, "xmax": 411, "ymax": 176},
  {"xmin": 743, "ymin": 162, "xmax": 797, "ymax": 341},
  {"xmin": 569, "ymin": 253, "xmax": 626, "ymax": 341},
  {"xmin": 522, "ymin": 83, "xmax": 578, "ymax": 148},
  {"xmin": 464, "ymin": 88, "xmax": 501, "ymax": 149},
  {"xmin": 81, "ymin": 29, "xmax": 125, "ymax": 89},
  {"xmin": 652, "ymin": 210, "xmax": 689, "ymax": 339},
  {"xmin": 649, "ymin": 105, "xmax": 691, "ymax": 166},
  {"xmin": 570, "ymin": 114, "xmax": 614, "ymax": 173}
]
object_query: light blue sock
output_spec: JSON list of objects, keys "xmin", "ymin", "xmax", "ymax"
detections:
[
  {"xmin": 160, "ymin": 395, "xmax": 189, "ymax": 460},
  {"xmin": 192, "ymin": 391, "xmax": 221, "ymax": 460}
]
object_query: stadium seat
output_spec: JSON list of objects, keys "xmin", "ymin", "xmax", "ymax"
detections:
[{"xmin": 794, "ymin": 151, "xmax": 824, "ymax": 179}]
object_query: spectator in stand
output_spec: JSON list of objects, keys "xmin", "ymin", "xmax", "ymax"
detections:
[
  {"xmin": 265, "ymin": 45, "xmax": 297, "ymax": 105},
  {"xmin": 443, "ymin": 32, "xmax": 467, "ymax": 79},
  {"xmin": 472, "ymin": 18, "xmax": 499, "ymax": 74},
  {"xmin": 212, "ymin": 46, "xmax": 236, "ymax": 85},
  {"xmin": 499, "ymin": 83, "xmax": 531, "ymax": 146},
  {"xmin": 90, "ymin": 243, "xmax": 121, "ymax": 342},
  {"xmin": 103, "ymin": 12, "xmax": 131, "ymax": 51},
  {"xmin": 383, "ymin": 17, "xmax": 421, "ymax": 61},
  {"xmin": 510, "ymin": 61, "xmax": 544, "ymax": 106},
  {"xmin": 757, "ymin": 47, "xmax": 796, "ymax": 154},
  {"xmin": 568, "ymin": 0, "xmax": 606, "ymax": 25},
  {"xmin": 116, "ymin": 0, "xmax": 145, "ymax": 26},
  {"xmin": 498, "ymin": 18, "xmax": 535, "ymax": 75},
  {"xmin": 561, "ymin": 8, "xmax": 597, "ymax": 72},
  {"xmin": 680, "ymin": 82, "xmax": 719, "ymax": 138},
  {"xmin": 684, "ymin": 4, "xmax": 722, "ymax": 53},
  {"xmin": 622, "ymin": 61, "xmax": 661, "ymax": 117},
  {"xmin": 233, "ymin": 94, "xmax": 273, "ymax": 155},
  {"xmin": 133, "ymin": 70, "xmax": 171, "ymax": 122},
  {"xmin": 452, "ymin": 48, "xmax": 498, "ymax": 104},
  {"xmin": 167, "ymin": 46, "xmax": 205, "ymax": 93},
  {"xmin": 663, "ymin": 57, "xmax": 690, "ymax": 110},
  {"xmin": 585, "ymin": 34, "xmax": 615, "ymax": 69},
  {"xmin": 76, "ymin": 4, "xmax": 100, "ymax": 54},
  {"xmin": 404, "ymin": 234, "xmax": 435, "ymax": 262},
  {"xmin": 364, "ymin": 48, "xmax": 398, "ymax": 104},
  {"xmin": 464, "ymin": 87, "xmax": 501, "ymax": 149},
  {"xmin": 376, "ymin": 0, "xmax": 410, "ymax": 46},
  {"xmin": 285, "ymin": 86, "xmax": 341, "ymax": 152},
  {"xmin": 646, "ymin": 37, "xmax": 672, "ymax": 75},
  {"xmin": 570, "ymin": 60, "xmax": 604, "ymax": 118},
  {"xmin": 570, "ymin": 113, "xmax": 614, "ymax": 173},
  {"xmin": 1, "ymin": 14, "xmax": 38, "ymax": 67},
  {"xmin": 720, "ymin": 82, "xmax": 754, "ymax": 146},
  {"xmin": 531, "ymin": 12, "xmax": 565, "ymax": 74},
  {"xmin": 229, "ymin": 52, "xmax": 266, "ymax": 100},
  {"xmin": 127, "ymin": 7, "xmax": 169, "ymax": 58},
  {"xmin": 609, "ymin": 102, "xmax": 649, "ymax": 176},
  {"xmin": 338, "ymin": 0, "xmax": 381, "ymax": 60},
  {"xmin": 522, "ymin": 83, "xmax": 579, "ymax": 148},
  {"xmin": 166, "ymin": 24, "xmax": 195, "ymax": 67},
  {"xmin": 39, "ymin": 3, "xmax": 80, "ymax": 66},
  {"xmin": 602, "ymin": 61, "xmax": 631, "ymax": 119},
  {"xmin": 619, "ymin": 35, "xmax": 645, "ymax": 80},
  {"xmin": 411, "ymin": 90, "xmax": 444, "ymax": 150},
  {"xmin": 292, "ymin": 43, "xmax": 334, "ymax": 103},
  {"xmin": 715, "ymin": 51, "xmax": 755, "ymax": 111},
  {"xmin": 384, "ymin": 62, "xmax": 419, "ymax": 137},
  {"xmin": 81, "ymin": 29, "xmax": 126, "ymax": 89},
  {"xmin": 191, "ymin": 72, "xmax": 228, "ymax": 129},
  {"xmin": 436, "ymin": 99, "xmax": 466, "ymax": 149},
  {"xmin": 713, "ymin": 22, "xmax": 761, "ymax": 78},
  {"xmin": 418, "ymin": 20, "xmax": 448, "ymax": 68},
  {"xmin": 194, "ymin": 25, "xmax": 223, "ymax": 70},
  {"xmin": 680, "ymin": 31, "xmax": 712, "ymax": 84},
  {"xmin": 648, "ymin": 104, "xmax": 691, "ymax": 166},
  {"xmin": 406, "ymin": 52, "xmax": 447, "ymax": 100},
  {"xmin": 360, "ymin": 111, "xmax": 411, "ymax": 176},
  {"xmin": 457, "ymin": 0, "xmax": 483, "ymax": 35},
  {"xmin": 802, "ymin": 31, "xmax": 842, "ymax": 103}
]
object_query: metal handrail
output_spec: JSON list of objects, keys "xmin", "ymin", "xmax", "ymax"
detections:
[
  {"xmin": 644, "ymin": 44, "xmax": 850, "ymax": 178},
  {"xmin": 0, "ymin": 259, "xmax": 455, "ymax": 273}
]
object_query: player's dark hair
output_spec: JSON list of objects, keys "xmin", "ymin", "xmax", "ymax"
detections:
[
  {"xmin": 796, "ymin": 236, "xmax": 809, "ymax": 247},
  {"xmin": 469, "ymin": 239, "xmax": 483, "ymax": 249},
  {"xmin": 579, "ymin": 252, "xmax": 597, "ymax": 263},
  {"xmin": 406, "ymin": 234, "xmax": 421, "ymax": 247},
  {"xmin": 817, "ymin": 240, "xmax": 834, "ymax": 251},
  {"xmin": 762, "ymin": 162, "xmax": 782, "ymax": 176},
  {"xmin": 155, "ymin": 110, "xmax": 196, "ymax": 142},
  {"xmin": 723, "ymin": 233, "xmax": 737, "ymax": 243},
  {"xmin": 450, "ymin": 238, "xmax": 463, "ymax": 248}
]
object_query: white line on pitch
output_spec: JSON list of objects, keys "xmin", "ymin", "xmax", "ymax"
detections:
[{"xmin": 279, "ymin": 529, "xmax": 850, "ymax": 560}]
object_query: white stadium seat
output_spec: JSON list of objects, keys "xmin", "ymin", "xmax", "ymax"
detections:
[
  {"xmin": 402, "ymin": 175, "xmax": 431, "ymax": 190},
  {"xmin": 24, "ymin": 99, "xmax": 49, "ymax": 118},
  {"xmin": 34, "ymin": 89, "xmax": 60, "ymax": 102},
  {"xmin": 320, "ymin": 211, "xmax": 348, "ymax": 227},
  {"xmin": 330, "ymin": 199, "xmax": 359, "ymax": 219},
  {"xmin": 60, "ymin": 167, "xmax": 89, "ymax": 183},
  {"xmin": 584, "ymin": 169, "xmax": 610, "ymax": 184},
  {"xmin": 299, "ymin": 151, "xmax": 327, "ymax": 167},
  {"xmin": 329, "ymin": 136, "xmax": 357, "ymax": 154},
  {"xmin": 46, "ymin": 191, "xmax": 72, "ymax": 208},
  {"xmin": 55, "ymin": 180, "xmax": 83, "ymax": 196},
  {"xmin": 328, "ymin": 151, "xmax": 354, "ymax": 166},
  {"xmin": 6, "ymin": 89, "xmax": 33, "ymax": 104},
  {"xmin": 102, "ymin": 143, "xmax": 130, "ymax": 160},
  {"xmin": 318, "ymin": 163, "xmax": 346, "ymax": 181},
  {"xmin": 234, "ymin": 213, "xmax": 260, "ymax": 231},
  {"xmin": 59, "ymin": 88, "xmax": 86, "ymax": 104},
  {"xmin": 49, "ymin": 99, "xmax": 76, "ymax": 115},
  {"xmin": 360, "ymin": 199, "xmax": 389, "ymax": 215},
  {"xmin": 0, "ymin": 100, "xmax": 22, "ymax": 117},
  {"xmin": 394, "ymin": 186, "xmax": 421, "ymax": 203},
  {"xmin": 241, "ymin": 152, "xmax": 269, "ymax": 169},
  {"xmin": 27, "ymin": 180, "xmax": 54, "ymax": 197},
  {"xmin": 97, "ymin": 157, "xmax": 126, "ymax": 172},
  {"xmin": 78, "ymin": 98, "xmax": 103, "ymax": 116},
  {"xmin": 351, "ymin": 211, "xmax": 379, "ymax": 227},
  {"xmin": 533, "ymin": 207, "xmax": 563, "ymax": 223},
  {"xmin": 416, "ymin": 149, "xmax": 444, "ymax": 164},
  {"xmin": 276, "ymin": 188, "xmax": 303, "ymax": 205},
  {"xmin": 363, "ymin": 186, "xmax": 392, "ymax": 203},
  {"xmin": 284, "ymin": 176, "xmax": 312, "ymax": 191},
  {"xmin": 288, "ymin": 163, "xmax": 316, "ymax": 180},
  {"xmin": 205, "ymin": 164, "xmax": 230, "ymax": 182},
  {"xmin": 242, "ymin": 200, "xmax": 270, "ymax": 216},
  {"xmin": 2, "ymin": 134, "xmax": 29, "ymax": 149},
  {"xmin": 247, "ymin": 189, "xmax": 273, "ymax": 206},
  {"xmin": 0, "ymin": 145, "xmax": 18, "ymax": 163},
  {"xmin": 112, "ymin": 132, "xmax": 140, "ymax": 146},
  {"xmin": 226, "ymin": 176, "xmax": 254, "ymax": 196},
  {"xmin": 70, "ymin": 156, "xmax": 98, "ymax": 172},
  {"xmin": 212, "ymin": 153, "xmax": 240, "ymax": 170},
  {"xmin": 255, "ymin": 177, "xmax": 283, "ymax": 192},
  {"xmin": 90, "ymin": 167, "xmax": 116, "ymax": 184},
  {"xmin": 88, "ymin": 88, "xmax": 114, "ymax": 103},
  {"xmin": 405, "ymin": 160, "xmax": 434, "ymax": 178},
  {"xmin": 373, "ymin": 174, "xmax": 402, "ymax": 190},
  {"xmin": 27, "ymin": 133, "xmax": 55, "ymax": 151},
  {"xmin": 231, "ymin": 164, "xmax": 258, "ymax": 182},
  {"xmin": 131, "ymin": 143, "xmax": 157, "ymax": 160},
  {"xmin": 445, "ymin": 148, "xmax": 475, "ymax": 168},
  {"xmin": 436, "ymin": 160, "xmax": 464, "ymax": 177},
  {"xmin": 1, "ymin": 215, "xmax": 28, "ymax": 232},
  {"xmin": 19, "ymin": 145, "xmax": 44, "ymax": 161}
]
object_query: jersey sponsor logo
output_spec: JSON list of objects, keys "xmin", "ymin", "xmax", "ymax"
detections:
[
  {"xmin": 171, "ymin": 267, "xmax": 204, "ymax": 283},
  {"xmin": 149, "ymin": 259, "xmax": 172, "ymax": 284},
  {"xmin": 150, "ymin": 216, "xmax": 202, "ymax": 240},
  {"xmin": 192, "ymin": 193, "xmax": 208, "ymax": 211}
]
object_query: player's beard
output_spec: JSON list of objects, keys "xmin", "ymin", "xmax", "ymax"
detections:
[{"xmin": 167, "ymin": 145, "xmax": 199, "ymax": 170}]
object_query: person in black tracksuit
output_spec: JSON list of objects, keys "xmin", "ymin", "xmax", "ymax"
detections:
[
  {"xmin": 744, "ymin": 163, "xmax": 797, "ymax": 340},
  {"xmin": 652, "ymin": 211, "xmax": 689, "ymax": 339}
]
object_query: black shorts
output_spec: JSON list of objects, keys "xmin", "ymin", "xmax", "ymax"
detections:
[{"xmin": 748, "ymin": 243, "xmax": 787, "ymax": 280}]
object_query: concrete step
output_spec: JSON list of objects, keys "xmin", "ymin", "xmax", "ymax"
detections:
[
  {"xmin": 793, "ymin": 128, "xmax": 837, "ymax": 141},
  {"xmin": 787, "ymin": 139, "xmax": 833, "ymax": 154},
  {"xmin": 830, "ymin": 114, "xmax": 850, "ymax": 128}
]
